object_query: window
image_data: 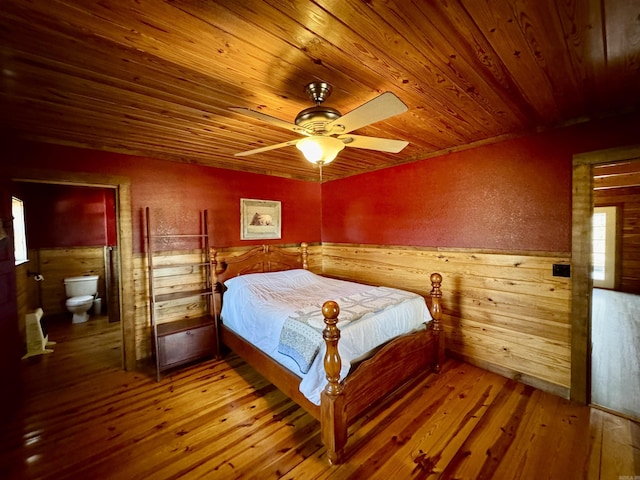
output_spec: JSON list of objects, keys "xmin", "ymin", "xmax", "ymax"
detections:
[
  {"xmin": 592, "ymin": 206, "xmax": 617, "ymax": 289},
  {"xmin": 12, "ymin": 196, "xmax": 28, "ymax": 265}
]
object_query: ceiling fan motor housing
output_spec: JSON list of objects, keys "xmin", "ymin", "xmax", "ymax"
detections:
[
  {"xmin": 295, "ymin": 81, "xmax": 344, "ymax": 134},
  {"xmin": 295, "ymin": 106, "xmax": 342, "ymax": 134}
]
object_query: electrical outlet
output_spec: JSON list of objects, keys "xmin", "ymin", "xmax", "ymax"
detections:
[{"xmin": 552, "ymin": 264, "xmax": 571, "ymax": 277}]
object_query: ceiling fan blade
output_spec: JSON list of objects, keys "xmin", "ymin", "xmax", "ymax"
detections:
[
  {"xmin": 234, "ymin": 139, "xmax": 300, "ymax": 157},
  {"xmin": 229, "ymin": 107, "xmax": 308, "ymax": 135},
  {"xmin": 328, "ymin": 92, "xmax": 408, "ymax": 134},
  {"xmin": 340, "ymin": 134, "xmax": 409, "ymax": 153}
]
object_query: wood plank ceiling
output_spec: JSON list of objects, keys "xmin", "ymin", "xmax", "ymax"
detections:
[{"xmin": 1, "ymin": 1, "xmax": 639, "ymax": 182}]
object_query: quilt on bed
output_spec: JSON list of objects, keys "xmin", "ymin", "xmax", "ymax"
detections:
[{"xmin": 279, "ymin": 286, "xmax": 418, "ymax": 373}]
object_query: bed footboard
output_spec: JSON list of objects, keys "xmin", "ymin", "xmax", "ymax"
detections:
[
  {"xmin": 211, "ymin": 243, "xmax": 443, "ymax": 465},
  {"xmin": 320, "ymin": 273, "xmax": 444, "ymax": 464}
]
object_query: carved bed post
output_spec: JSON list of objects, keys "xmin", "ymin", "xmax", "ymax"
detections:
[
  {"xmin": 320, "ymin": 300, "xmax": 347, "ymax": 464},
  {"xmin": 300, "ymin": 242, "xmax": 308, "ymax": 270},
  {"xmin": 429, "ymin": 273, "xmax": 444, "ymax": 373}
]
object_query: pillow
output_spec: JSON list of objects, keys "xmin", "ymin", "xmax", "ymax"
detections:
[{"xmin": 224, "ymin": 268, "xmax": 316, "ymax": 292}]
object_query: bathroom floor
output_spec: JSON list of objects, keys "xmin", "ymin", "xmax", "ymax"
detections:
[{"xmin": 41, "ymin": 311, "xmax": 117, "ymax": 342}]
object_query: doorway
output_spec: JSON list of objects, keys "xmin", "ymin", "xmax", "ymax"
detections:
[
  {"xmin": 10, "ymin": 171, "xmax": 135, "ymax": 370},
  {"xmin": 571, "ymin": 144, "xmax": 640, "ymax": 419},
  {"xmin": 15, "ymin": 180, "xmax": 120, "ymax": 319},
  {"xmin": 590, "ymin": 160, "xmax": 640, "ymax": 420}
]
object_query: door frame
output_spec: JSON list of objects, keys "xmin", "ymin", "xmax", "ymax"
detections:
[
  {"xmin": 0, "ymin": 182, "xmax": 20, "ymax": 386},
  {"xmin": 11, "ymin": 169, "xmax": 135, "ymax": 370},
  {"xmin": 571, "ymin": 143, "xmax": 640, "ymax": 404}
]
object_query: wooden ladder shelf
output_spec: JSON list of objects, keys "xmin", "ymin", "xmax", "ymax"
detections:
[{"xmin": 145, "ymin": 207, "xmax": 216, "ymax": 381}]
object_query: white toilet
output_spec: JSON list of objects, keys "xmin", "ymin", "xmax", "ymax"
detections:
[{"xmin": 64, "ymin": 275, "xmax": 99, "ymax": 324}]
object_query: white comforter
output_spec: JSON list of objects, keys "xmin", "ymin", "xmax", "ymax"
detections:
[{"xmin": 220, "ymin": 269, "xmax": 432, "ymax": 405}]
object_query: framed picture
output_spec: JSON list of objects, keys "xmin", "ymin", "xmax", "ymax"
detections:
[{"xmin": 240, "ymin": 198, "xmax": 282, "ymax": 240}]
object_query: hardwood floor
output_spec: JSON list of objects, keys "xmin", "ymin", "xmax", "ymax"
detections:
[
  {"xmin": 591, "ymin": 288, "xmax": 640, "ymax": 421},
  {"xmin": 2, "ymin": 316, "xmax": 639, "ymax": 479}
]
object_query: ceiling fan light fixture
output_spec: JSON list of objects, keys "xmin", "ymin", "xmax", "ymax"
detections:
[{"xmin": 296, "ymin": 136, "xmax": 345, "ymax": 165}]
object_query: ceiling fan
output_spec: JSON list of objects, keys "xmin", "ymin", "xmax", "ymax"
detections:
[{"xmin": 229, "ymin": 82, "xmax": 409, "ymax": 167}]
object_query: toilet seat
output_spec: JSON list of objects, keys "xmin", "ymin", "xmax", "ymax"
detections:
[{"xmin": 66, "ymin": 295, "xmax": 94, "ymax": 307}]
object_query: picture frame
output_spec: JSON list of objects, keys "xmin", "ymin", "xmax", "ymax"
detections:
[{"xmin": 240, "ymin": 198, "xmax": 282, "ymax": 240}]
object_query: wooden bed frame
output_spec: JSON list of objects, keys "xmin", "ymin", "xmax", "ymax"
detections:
[{"xmin": 211, "ymin": 242, "xmax": 444, "ymax": 464}]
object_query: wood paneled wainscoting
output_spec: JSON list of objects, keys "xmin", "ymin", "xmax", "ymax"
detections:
[
  {"xmin": 36, "ymin": 246, "xmax": 106, "ymax": 316},
  {"xmin": 133, "ymin": 242, "xmax": 570, "ymax": 395},
  {"xmin": 14, "ymin": 247, "xmax": 106, "ymax": 352},
  {"xmin": 15, "ymin": 261, "xmax": 37, "ymax": 344},
  {"xmin": 321, "ymin": 243, "xmax": 572, "ymax": 398}
]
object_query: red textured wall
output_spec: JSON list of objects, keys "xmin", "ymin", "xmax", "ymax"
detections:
[
  {"xmin": 22, "ymin": 183, "xmax": 116, "ymax": 248},
  {"xmin": 6, "ymin": 111, "xmax": 640, "ymax": 255},
  {"xmin": 5, "ymin": 141, "xmax": 322, "ymax": 253},
  {"xmin": 322, "ymin": 113, "xmax": 640, "ymax": 252},
  {"xmin": 130, "ymin": 156, "xmax": 321, "ymax": 251}
]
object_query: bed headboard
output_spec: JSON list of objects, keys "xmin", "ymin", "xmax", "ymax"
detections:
[{"xmin": 212, "ymin": 242, "xmax": 309, "ymax": 287}]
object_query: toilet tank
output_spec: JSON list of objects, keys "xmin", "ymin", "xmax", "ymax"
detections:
[{"xmin": 64, "ymin": 275, "xmax": 99, "ymax": 297}]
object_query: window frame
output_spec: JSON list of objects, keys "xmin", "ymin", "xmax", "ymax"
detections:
[
  {"xmin": 12, "ymin": 196, "xmax": 28, "ymax": 265},
  {"xmin": 591, "ymin": 205, "xmax": 618, "ymax": 289}
]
